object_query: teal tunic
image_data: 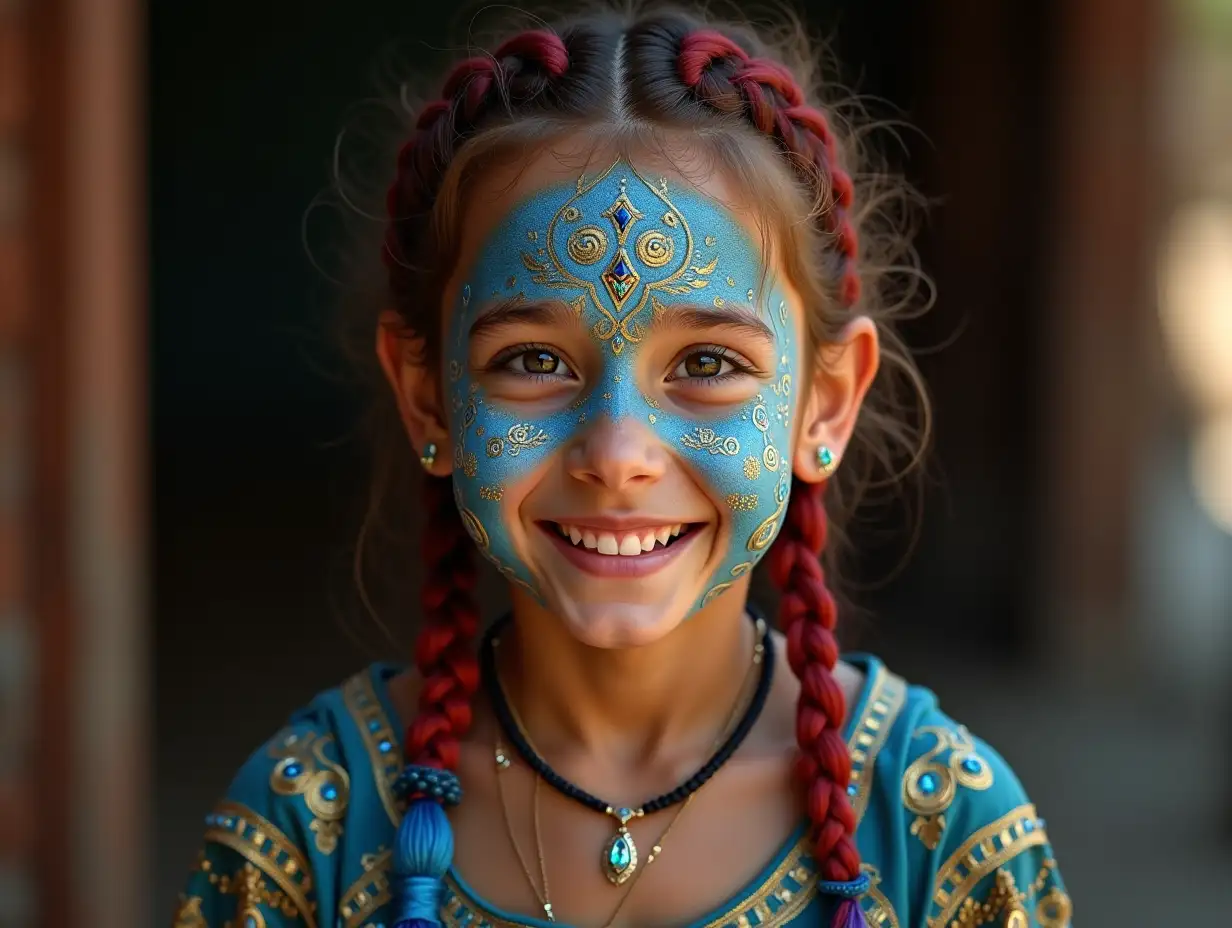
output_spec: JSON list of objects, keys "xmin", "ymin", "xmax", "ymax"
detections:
[{"xmin": 171, "ymin": 656, "xmax": 1072, "ymax": 928}]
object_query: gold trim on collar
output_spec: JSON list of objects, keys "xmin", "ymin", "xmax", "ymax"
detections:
[
  {"xmin": 860, "ymin": 864, "xmax": 901, "ymax": 928},
  {"xmin": 342, "ymin": 669, "xmax": 405, "ymax": 826},
  {"xmin": 846, "ymin": 664, "xmax": 908, "ymax": 824},
  {"xmin": 203, "ymin": 800, "xmax": 318, "ymax": 928},
  {"xmin": 926, "ymin": 804, "xmax": 1049, "ymax": 928}
]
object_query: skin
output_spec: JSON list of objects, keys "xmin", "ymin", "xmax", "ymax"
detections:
[{"xmin": 379, "ymin": 135, "xmax": 880, "ymax": 927}]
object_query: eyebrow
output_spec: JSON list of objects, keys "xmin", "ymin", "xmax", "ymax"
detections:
[
  {"xmin": 468, "ymin": 297, "xmax": 580, "ymax": 341},
  {"xmin": 647, "ymin": 301, "xmax": 776, "ymax": 347}
]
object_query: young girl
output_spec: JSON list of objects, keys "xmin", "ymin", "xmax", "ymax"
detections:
[{"xmin": 173, "ymin": 7, "xmax": 1072, "ymax": 928}]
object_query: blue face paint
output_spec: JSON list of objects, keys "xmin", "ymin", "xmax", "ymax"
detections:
[{"xmin": 446, "ymin": 160, "xmax": 798, "ymax": 614}]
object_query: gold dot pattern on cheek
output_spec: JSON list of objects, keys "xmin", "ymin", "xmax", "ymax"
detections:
[
  {"xmin": 726, "ymin": 493, "xmax": 759, "ymax": 512},
  {"xmin": 743, "ymin": 457, "xmax": 762, "ymax": 480},
  {"xmin": 479, "ymin": 485, "xmax": 504, "ymax": 501}
]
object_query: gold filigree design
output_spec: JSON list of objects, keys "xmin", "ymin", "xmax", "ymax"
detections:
[
  {"xmin": 743, "ymin": 456, "xmax": 762, "ymax": 480},
  {"xmin": 903, "ymin": 725, "xmax": 995, "ymax": 850},
  {"xmin": 680, "ymin": 427, "xmax": 740, "ymax": 455},
  {"xmin": 700, "ymin": 582, "xmax": 732, "ymax": 607},
  {"xmin": 949, "ymin": 869, "xmax": 1028, "ymax": 927},
  {"xmin": 635, "ymin": 229, "xmax": 674, "ymax": 267},
  {"xmin": 341, "ymin": 670, "xmax": 403, "ymax": 825},
  {"xmin": 485, "ymin": 437, "xmax": 504, "ymax": 457},
  {"xmin": 505, "ymin": 422, "xmax": 549, "ymax": 456},
  {"xmin": 694, "ymin": 834, "xmax": 817, "ymax": 928},
  {"xmin": 202, "ymin": 801, "xmax": 317, "ymax": 928},
  {"xmin": 521, "ymin": 161, "xmax": 713, "ymax": 354},
  {"xmin": 861, "ymin": 864, "xmax": 901, "ymax": 928},
  {"xmin": 339, "ymin": 848, "xmax": 393, "ymax": 928},
  {"xmin": 726, "ymin": 493, "xmax": 759, "ymax": 511},
  {"xmin": 268, "ymin": 730, "xmax": 350, "ymax": 854},
  {"xmin": 459, "ymin": 506, "xmax": 490, "ymax": 550},
  {"xmin": 927, "ymin": 805, "xmax": 1049, "ymax": 928},
  {"xmin": 846, "ymin": 665, "xmax": 908, "ymax": 824},
  {"xmin": 172, "ymin": 895, "xmax": 206, "ymax": 928},
  {"xmin": 566, "ymin": 225, "xmax": 608, "ymax": 264},
  {"xmin": 744, "ymin": 397, "xmax": 789, "ymax": 553},
  {"xmin": 1036, "ymin": 886, "xmax": 1073, "ymax": 927},
  {"xmin": 479, "ymin": 485, "xmax": 503, "ymax": 501}
]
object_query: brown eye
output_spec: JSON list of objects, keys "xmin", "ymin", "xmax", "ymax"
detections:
[
  {"xmin": 523, "ymin": 349, "xmax": 560, "ymax": 374},
  {"xmin": 685, "ymin": 352, "xmax": 722, "ymax": 377}
]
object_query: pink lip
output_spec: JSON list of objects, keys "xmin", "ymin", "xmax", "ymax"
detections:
[
  {"xmin": 540, "ymin": 515, "xmax": 704, "ymax": 532},
  {"xmin": 538, "ymin": 522, "xmax": 702, "ymax": 578}
]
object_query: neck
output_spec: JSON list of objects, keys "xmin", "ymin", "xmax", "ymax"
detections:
[{"xmin": 495, "ymin": 587, "xmax": 756, "ymax": 767}]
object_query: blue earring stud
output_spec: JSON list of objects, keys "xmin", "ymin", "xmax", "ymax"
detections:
[
  {"xmin": 420, "ymin": 442, "xmax": 438, "ymax": 470},
  {"xmin": 816, "ymin": 445, "xmax": 838, "ymax": 477}
]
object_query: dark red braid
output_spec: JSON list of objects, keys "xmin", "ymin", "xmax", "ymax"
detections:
[
  {"xmin": 677, "ymin": 30, "xmax": 862, "ymax": 308},
  {"xmin": 767, "ymin": 479, "xmax": 862, "ymax": 904},
  {"xmin": 403, "ymin": 476, "xmax": 482, "ymax": 772}
]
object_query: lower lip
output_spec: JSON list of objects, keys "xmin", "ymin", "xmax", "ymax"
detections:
[{"xmin": 539, "ymin": 524, "xmax": 701, "ymax": 578}]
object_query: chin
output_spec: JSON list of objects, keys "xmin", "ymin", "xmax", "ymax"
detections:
[{"xmin": 550, "ymin": 595, "xmax": 693, "ymax": 649}]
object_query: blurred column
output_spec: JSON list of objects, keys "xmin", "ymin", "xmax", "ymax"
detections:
[
  {"xmin": 0, "ymin": 0, "xmax": 34, "ymax": 922},
  {"xmin": 21, "ymin": 0, "xmax": 148, "ymax": 925},
  {"xmin": 1039, "ymin": 0, "xmax": 1167, "ymax": 674}
]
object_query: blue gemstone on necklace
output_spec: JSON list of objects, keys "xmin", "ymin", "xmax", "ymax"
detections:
[
  {"xmin": 918, "ymin": 772, "xmax": 939, "ymax": 795},
  {"xmin": 609, "ymin": 836, "xmax": 632, "ymax": 869}
]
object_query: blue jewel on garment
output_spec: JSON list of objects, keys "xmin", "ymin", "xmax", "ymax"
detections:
[
  {"xmin": 917, "ymin": 772, "xmax": 939, "ymax": 795},
  {"xmin": 369, "ymin": 720, "xmax": 382, "ymax": 733},
  {"xmin": 847, "ymin": 783, "xmax": 858, "ymax": 797},
  {"xmin": 245, "ymin": 915, "xmax": 259, "ymax": 928},
  {"xmin": 321, "ymin": 784, "xmax": 338, "ymax": 802},
  {"xmin": 284, "ymin": 763, "xmax": 302, "ymax": 778},
  {"xmin": 379, "ymin": 739, "xmax": 393, "ymax": 754},
  {"xmin": 961, "ymin": 757, "xmax": 982, "ymax": 774}
]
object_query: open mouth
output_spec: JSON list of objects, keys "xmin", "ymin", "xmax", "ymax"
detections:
[
  {"xmin": 546, "ymin": 521, "xmax": 697, "ymax": 556},
  {"xmin": 536, "ymin": 520, "xmax": 703, "ymax": 578}
]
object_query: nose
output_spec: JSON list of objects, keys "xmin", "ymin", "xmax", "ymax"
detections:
[{"xmin": 565, "ymin": 414, "xmax": 668, "ymax": 492}]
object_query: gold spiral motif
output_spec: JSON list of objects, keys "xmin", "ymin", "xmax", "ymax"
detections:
[
  {"xmin": 459, "ymin": 507, "xmax": 490, "ymax": 551},
  {"xmin": 634, "ymin": 229, "xmax": 674, "ymax": 268},
  {"xmin": 566, "ymin": 225, "xmax": 608, "ymax": 265}
]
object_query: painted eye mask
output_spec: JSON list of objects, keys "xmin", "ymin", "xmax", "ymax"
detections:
[{"xmin": 446, "ymin": 160, "xmax": 798, "ymax": 614}]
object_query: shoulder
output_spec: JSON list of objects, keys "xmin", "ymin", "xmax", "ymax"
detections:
[
  {"xmin": 846, "ymin": 659, "xmax": 1073, "ymax": 928},
  {"xmin": 173, "ymin": 664, "xmax": 407, "ymax": 928}
]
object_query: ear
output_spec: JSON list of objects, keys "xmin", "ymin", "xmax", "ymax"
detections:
[
  {"xmin": 375, "ymin": 310, "xmax": 453, "ymax": 477},
  {"xmin": 792, "ymin": 316, "xmax": 880, "ymax": 483}
]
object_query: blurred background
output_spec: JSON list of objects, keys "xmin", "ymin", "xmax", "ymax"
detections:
[{"xmin": 1, "ymin": 0, "xmax": 1230, "ymax": 925}]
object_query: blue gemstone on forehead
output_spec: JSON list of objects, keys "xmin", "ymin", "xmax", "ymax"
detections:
[
  {"xmin": 918, "ymin": 772, "xmax": 939, "ymax": 795},
  {"xmin": 613, "ymin": 256, "xmax": 631, "ymax": 278},
  {"xmin": 613, "ymin": 204, "xmax": 632, "ymax": 230}
]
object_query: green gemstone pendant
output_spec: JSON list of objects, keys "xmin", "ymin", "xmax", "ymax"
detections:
[{"xmin": 601, "ymin": 807, "xmax": 641, "ymax": 885}]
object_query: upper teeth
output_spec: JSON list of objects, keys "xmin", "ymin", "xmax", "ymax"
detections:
[{"xmin": 556, "ymin": 523, "xmax": 684, "ymax": 556}]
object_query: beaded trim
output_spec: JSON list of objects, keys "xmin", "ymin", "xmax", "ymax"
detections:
[
  {"xmin": 846, "ymin": 664, "xmax": 907, "ymax": 825},
  {"xmin": 339, "ymin": 849, "xmax": 394, "ymax": 928},
  {"xmin": 926, "ymin": 804, "xmax": 1049, "ymax": 928},
  {"xmin": 819, "ymin": 871, "xmax": 870, "ymax": 898},
  {"xmin": 202, "ymin": 801, "xmax": 318, "ymax": 928},
  {"xmin": 342, "ymin": 669, "xmax": 405, "ymax": 826}
]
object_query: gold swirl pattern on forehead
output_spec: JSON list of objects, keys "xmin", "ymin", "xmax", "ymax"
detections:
[{"xmin": 519, "ymin": 160, "xmax": 718, "ymax": 355}]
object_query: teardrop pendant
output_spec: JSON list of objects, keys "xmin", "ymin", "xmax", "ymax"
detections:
[{"xmin": 601, "ymin": 825, "xmax": 638, "ymax": 885}]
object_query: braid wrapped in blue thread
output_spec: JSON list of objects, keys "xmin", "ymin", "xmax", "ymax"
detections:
[{"xmin": 390, "ymin": 768, "xmax": 463, "ymax": 928}]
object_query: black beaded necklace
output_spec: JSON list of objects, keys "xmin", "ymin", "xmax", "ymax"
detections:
[{"xmin": 480, "ymin": 610, "xmax": 775, "ymax": 886}]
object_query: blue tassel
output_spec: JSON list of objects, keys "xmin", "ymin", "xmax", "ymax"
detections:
[{"xmin": 390, "ymin": 798, "xmax": 455, "ymax": 928}]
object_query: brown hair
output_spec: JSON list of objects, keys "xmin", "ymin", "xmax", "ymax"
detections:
[{"xmin": 328, "ymin": 3, "xmax": 930, "ymax": 923}]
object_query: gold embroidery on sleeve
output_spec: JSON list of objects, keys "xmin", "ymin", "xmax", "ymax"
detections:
[
  {"xmin": 339, "ymin": 849, "xmax": 393, "ymax": 928},
  {"xmin": 203, "ymin": 801, "xmax": 318, "ymax": 928},
  {"xmin": 846, "ymin": 666, "xmax": 908, "ymax": 825},
  {"xmin": 1035, "ymin": 886, "xmax": 1073, "ymax": 928},
  {"xmin": 860, "ymin": 864, "xmax": 901, "ymax": 927},
  {"xmin": 172, "ymin": 894, "xmax": 207, "ymax": 928},
  {"xmin": 267, "ymin": 729, "xmax": 350, "ymax": 854},
  {"xmin": 902, "ymin": 724, "xmax": 994, "ymax": 849},
  {"xmin": 342, "ymin": 670, "xmax": 404, "ymax": 827},
  {"xmin": 926, "ymin": 804, "xmax": 1048, "ymax": 928}
]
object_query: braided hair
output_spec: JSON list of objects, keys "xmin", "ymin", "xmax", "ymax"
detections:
[{"xmin": 375, "ymin": 9, "xmax": 925, "ymax": 927}]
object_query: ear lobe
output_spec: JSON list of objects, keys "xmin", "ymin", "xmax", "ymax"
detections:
[
  {"xmin": 375, "ymin": 313, "xmax": 453, "ymax": 477},
  {"xmin": 791, "ymin": 317, "xmax": 880, "ymax": 484}
]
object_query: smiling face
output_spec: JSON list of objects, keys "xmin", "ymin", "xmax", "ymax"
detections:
[{"xmin": 430, "ymin": 148, "xmax": 804, "ymax": 647}]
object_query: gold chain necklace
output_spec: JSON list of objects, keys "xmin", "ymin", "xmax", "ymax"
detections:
[{"xmin": 494, "ymin": 618, "xmax": 766, "ymax": 925}]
